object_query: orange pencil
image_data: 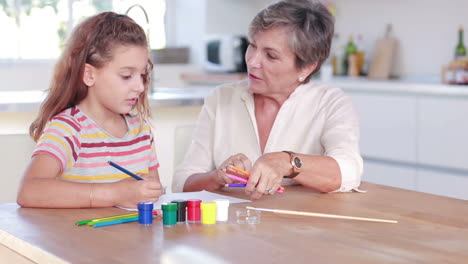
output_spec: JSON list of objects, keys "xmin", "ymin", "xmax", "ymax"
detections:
[
  {"xmin": 225, "ymin": 169, "xmax": 249, "ymax": 179},
  {"xmin": 229, "ymin": 165, "xmax": 250, "ymax": 176}
]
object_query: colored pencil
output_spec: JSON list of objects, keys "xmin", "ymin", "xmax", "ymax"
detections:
[
  {"xmin": 225, "ymin": 177, "xmax": 283, "ymax": 194},
  {"xmin": 225, "ymin": 169, "xmax": 248, "ymax": 179},
  {"xmin": 225, "ymin": 183, "xmax": 247, "ymax": 187},
  {"xmin": 76, "ymin": 212, "xmax": 139, "ymax": 226},
  {"xmin": 226, "ymin": 174, "xmax": 248, "ymax": 183},
  {"xmin": 108, "ymin": 161, "xmax": 143, "ymax": 180},
  {"xmin": 226, "ymin": 167, "xmax": 285, "ymax": 192},
  {"xmin": 88, "ymin": 215, "xmax": 140, "ymax": 226},
  {"xmin": 76, "ymin": 211, "xmax": 158, "ymax": 226},
  {"xmin": 88, "ymin": 212, "xmax": 159, "ymax": 226},
  {"xmin": 246, "ymin": 206, "xmax": 398, "ymax": 224},
  {"xmin": 229, "ymin": 165, "xmax": 250, "ymax": 176},
  {"xmin": 93, "ymin": 216, "xmax": 140, "ymax": 227}
]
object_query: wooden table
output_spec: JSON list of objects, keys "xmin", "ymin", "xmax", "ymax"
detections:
[{"xmin": 0, "ymin": 182, "xmax": 467, "ymax": 263}]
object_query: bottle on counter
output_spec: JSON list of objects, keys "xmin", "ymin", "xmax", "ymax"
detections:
[
  {"xmin": 455, "ymin": 25, "xmax": 466, "ymax": 59},
  {"xmin": 355, "ymin": 34, "xmax": 367, "ymax": 75},
  {"xmin": 342, "ymin": 35, "xmax": 357, "ymax": 75}
]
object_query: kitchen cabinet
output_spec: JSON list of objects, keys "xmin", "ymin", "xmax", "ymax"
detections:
[
  {"xmin": 341, "ymin": 80, "xmax": 468, "ymax": 200},
  {"xmin": 417, "ymin": 169, "xmax": 468, "ymax": 200},
  {"xmin": 418, "ymin": 97, "xmax": 468, "ymax": 171},
  {"xmin": 350, "ymin": 93, "xmax": 417, "ymax": 163},
  {"xmin": 363, "ymin": 160, "xmax": 417, "ymax": 190}
]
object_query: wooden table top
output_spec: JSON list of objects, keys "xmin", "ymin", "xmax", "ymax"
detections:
[{"xmin": 0, "ymin": 182, "xmax": 467, "ymax": 264}]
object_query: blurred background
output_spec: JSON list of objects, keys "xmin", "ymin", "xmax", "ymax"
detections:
[{"xmin": 0, "ymin": 0, "xmax": 467, "ymax": 202}]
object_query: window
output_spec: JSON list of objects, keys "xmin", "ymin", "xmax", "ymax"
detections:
[{"xmin": 0, "ymin": 0, "xmax": 166, "ymax": 60}]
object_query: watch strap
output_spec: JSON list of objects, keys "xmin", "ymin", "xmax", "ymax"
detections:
[{"xmin": 282, "ymin": 151, "xmax": 300, "ymax": 179}]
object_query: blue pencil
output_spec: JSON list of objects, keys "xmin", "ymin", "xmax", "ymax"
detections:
[
  {"xmin": 93, "ymin": 216, "xmax": 139, "ymax": 227},
  {"xmin": 108, "ymin": 161, "xmax": 143, "ymax": 180}
]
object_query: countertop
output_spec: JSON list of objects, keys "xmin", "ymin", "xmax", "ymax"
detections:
[
  {"xmin": 0, "ymin": 87, "xmax": 211, "ymax": 112},
  {"xmin": 1, "ymin": 78, "xmax": 468, "ymax": 112},
  {"xmin": 328, "ymin": 77, "xmax": 468, "ymax": 97}
]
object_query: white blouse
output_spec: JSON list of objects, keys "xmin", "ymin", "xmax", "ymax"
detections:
[{"xmin": 172, "ymin": 80, "xmax": 363, "ymax": 193}]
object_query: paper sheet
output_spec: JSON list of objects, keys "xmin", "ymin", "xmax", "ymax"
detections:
[{"xmin": 118, "ymin": 190, "xmax": 250, "ymax": 211}]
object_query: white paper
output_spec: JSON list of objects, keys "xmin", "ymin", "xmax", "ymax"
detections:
[{"xmin": 118, "ymin": 190, "xmax": 250, "ymax": 211}]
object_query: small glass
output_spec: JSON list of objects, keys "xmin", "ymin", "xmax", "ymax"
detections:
[{"xmin": 236, "ymin": 209, "xmax": 261, "ymax": 224}]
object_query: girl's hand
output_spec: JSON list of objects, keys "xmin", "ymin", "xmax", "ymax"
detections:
[
  {"xmin": 215, "ymin": 153, "xmax": 252, "ymax": 188},
  {"xmin": 114, "ymin": 173, "xmax": 162, "ymax": 208},
  {"xmin": 246, "ymin": 152, "xmax": 290, "ymax": 200}
]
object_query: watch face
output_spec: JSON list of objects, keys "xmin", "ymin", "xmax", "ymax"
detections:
[{"xmin": 293, "ymin": 156, "xmax": 302, "ymax": 169}]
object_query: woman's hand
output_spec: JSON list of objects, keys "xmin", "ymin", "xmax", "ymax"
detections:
[
  {"xmin": 215, "ymin": 153, "xmax": 252, "ymax": 187},
  {"xmin": 246, "ymin": 152, "xmax": 291, "ymax": 200},
  {"xmin": 114, "ymin": 173, "xmax": 162, "ymax": 208}
]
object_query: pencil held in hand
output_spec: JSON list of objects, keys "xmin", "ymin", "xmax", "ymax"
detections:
[
  {"xmin": 229, "ymin": 165, "xmax": 250, "ymax": 176},
  {"xmin": 225, "ymin": 167, "xmax": 285, "ymax": 193},
  {"xmin": 108, "ymin": 161, "xmax": 143, "ymax": 180}
]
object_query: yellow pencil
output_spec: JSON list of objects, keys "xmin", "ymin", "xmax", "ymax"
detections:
[{"xmin": 76, "ymin": 212, "xmax": 138, "ymax": 226}]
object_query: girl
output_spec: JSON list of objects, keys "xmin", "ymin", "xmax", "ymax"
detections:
[{"xmin": 17, "ymin": 12, "xmax": 162, "ymax": 208}]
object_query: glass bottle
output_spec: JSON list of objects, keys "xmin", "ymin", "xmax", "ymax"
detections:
[
  {"xmin": 455, "ymin": 25, "xmax": 466, "ymax": 59},
  {"xmin": 342, "ymin": 35, "xmax": 357, "ymax": 75}
]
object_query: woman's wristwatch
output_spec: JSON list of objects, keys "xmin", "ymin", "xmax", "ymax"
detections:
[{"xmin": 282, "ymin": 151, "xmax": 302, "ymax": 179}]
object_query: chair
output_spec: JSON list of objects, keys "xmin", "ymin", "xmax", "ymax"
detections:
[
  {"xmin": 0, "ymin": 134, "xmax": 36, "ymax": 202},
  {"xmin": 173, "ymin": 124, "xmax": 195, "ymax": 169}
]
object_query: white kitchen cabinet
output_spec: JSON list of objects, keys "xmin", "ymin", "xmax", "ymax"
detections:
[
  {"xmin": 418, "ymin": 97, "xmax": 468, "ymax": 171},
  {"xmin": 416, "ymin": 169, "xmax": 468, "ymax": 200},
  {"xmin": 362, "ymin": 160, "xmax": 417, "ymax": 191},
  {"xmin": 343, "ymin": 83, "xmax": 468, "ymax": 200},
  {"xmin": 350, "ymin": 93, "xmax": 417, "ymax": 163}
]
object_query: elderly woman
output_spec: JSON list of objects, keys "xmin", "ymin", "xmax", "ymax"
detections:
[{"xmin": 173, "ymin": 0, "xmax": 363, "ymax": 199}]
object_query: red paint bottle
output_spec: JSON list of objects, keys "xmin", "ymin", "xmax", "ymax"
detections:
[{"xmin": 187, "ymin": 199, "xmax": 202, "ymax": 222}]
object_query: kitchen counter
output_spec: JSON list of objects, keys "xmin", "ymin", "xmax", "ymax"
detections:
[
  {"xmin": 0, "ymin": 87, "xmax": 212, "ymax": 112},
  {"xmin": 1, "ymin": 78, "xmax": 468, "ymax": 112},
  {"xmin": 327, "ymin": 77, "xmax": 468, "ymax": 97}
]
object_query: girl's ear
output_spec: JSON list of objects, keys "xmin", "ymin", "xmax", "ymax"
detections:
[{"xmin": 83, "ymin": 64, "xmax": 96, "ymax": 86}]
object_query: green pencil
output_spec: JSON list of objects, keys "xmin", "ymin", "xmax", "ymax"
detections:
[
  {"xmin": 87, "ymin": 215, "xmax": 140, "ymax": 226},
  {"xmin": 76, "ymin": 212, "xmax": 139, "ymax": 226}
]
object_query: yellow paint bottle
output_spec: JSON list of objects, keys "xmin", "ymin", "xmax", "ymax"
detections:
[{"xmin": 201, "ymin": 202, "xmax": 217, "ymax": 224}]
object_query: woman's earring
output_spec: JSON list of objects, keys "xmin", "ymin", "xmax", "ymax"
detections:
[{"xmin": 298, "ymin": 76, "xmax": 304, "ymax": 82}]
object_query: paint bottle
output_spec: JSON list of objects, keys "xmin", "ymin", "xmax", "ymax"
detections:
[
  {"xmin": 213, "ymin": 199, "xmax": 230, "ymax": 222},
  {"xmin": 171, "ymin": 199, "xmax": 187, "ymax": 223},
  {"xmin": 187, "ymin": 199, "xmax": 202, "ymax": 222},
  {"xmin": 138, "ymin": 202, "xmax": 154, "ymax": 226},
  {"xmin": 201, "ymin": 202, "xmax": 217, "ymax": 224},
  {"xmin": 161, "ymin": 203, "xmax": 177, "ymax": 226}
]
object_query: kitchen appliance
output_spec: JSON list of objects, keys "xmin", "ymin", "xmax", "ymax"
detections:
[{"xmin": 204, "ymin": 35, "xmax": 248, "ymax": 73}]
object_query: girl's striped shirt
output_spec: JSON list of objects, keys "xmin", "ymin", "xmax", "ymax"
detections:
[{"xmin": 32, "ymin": 107, "xmax": 159, "ymax": 183}]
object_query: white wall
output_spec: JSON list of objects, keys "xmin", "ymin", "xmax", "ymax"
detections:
[
  {"xmin": 333, "ymin": 0, "xmax": 468, "ymax": 78},
  {"xmin": 0, "ymin": 61, "xmax": 53, "ymax": 91},
  {"xmin": 165, "ymin": 0, "xmax": 206, "ymax": 65},
  {"xmin": 177, "ymin": 0, "xmax": 468, "ymax": 78},
  {"xmin": 2, "ymin": 0, "xmax": 467, "ymax": 90},
  {"xmin": 205, "ymin": 0, "xmax": 258, "ymax": 35}
]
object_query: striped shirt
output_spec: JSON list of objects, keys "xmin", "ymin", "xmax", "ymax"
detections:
[{"xmin": 33, "ymin": 106, "xmax": 159, "ymax": 183}]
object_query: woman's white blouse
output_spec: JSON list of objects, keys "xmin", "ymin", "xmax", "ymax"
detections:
[{"xmin": 172, "ymin": 80, "xmax": 363, "ymax": 193}]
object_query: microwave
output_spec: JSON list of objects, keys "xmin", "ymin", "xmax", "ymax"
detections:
[{"xmin": 204, "ymin": 35, "xmax": 248, "ymax": 73}]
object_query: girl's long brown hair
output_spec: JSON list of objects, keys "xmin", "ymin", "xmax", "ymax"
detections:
[{"xmin": 30, "ymin": 12, "xmax": 153, "ymax": 142}]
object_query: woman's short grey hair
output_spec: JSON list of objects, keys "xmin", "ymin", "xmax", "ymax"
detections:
[{"xmin": 249, "ymin": 0, "xmax": 334, "ymax": 83}]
